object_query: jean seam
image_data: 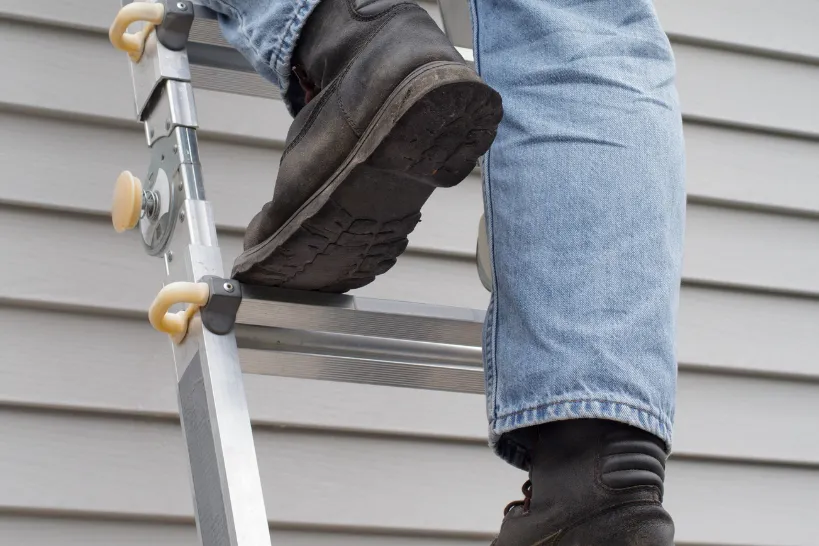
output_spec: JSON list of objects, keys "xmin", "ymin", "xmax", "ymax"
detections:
[
  {"xmin": 470, "ymin": 0, "xmax": 500, "ymax": 424},
  {"xmin": 203, "ymin": 1, "xmax": 264, "ymax": 62},
  {"xmin": 491, "ymin": 399, "xmax": 674, "ymax": 453},
  {"xmin": 494, "ymin": 398, "xmax": 671, "ymax": 425},
  {"xmin": 272, "ymin": 0, "xmax": 318, "ymax": 89}
]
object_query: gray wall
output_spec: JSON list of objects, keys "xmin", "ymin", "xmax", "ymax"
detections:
[{"xmin": 1, "ymin": 0, "xmax": 818, "ymax": 544}]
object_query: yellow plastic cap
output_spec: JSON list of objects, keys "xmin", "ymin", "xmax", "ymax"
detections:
[
  {"xmin": 109, "ymin": 2, "xmax": 166, "ymax": 63},
  {"xmin": 112, "ymin": 171, "xmax": 143, "ymax": 233}
]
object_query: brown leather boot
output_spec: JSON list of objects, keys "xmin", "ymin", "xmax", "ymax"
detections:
[
  {"xmin": 231, "ymin": 0, "xmax": 503, "ymax": 291},
  {"xmin": 492, "ymin": 420, "xmax": 674, "ymax": 546}
]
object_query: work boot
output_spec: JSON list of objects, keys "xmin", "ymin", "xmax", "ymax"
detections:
[
  {"xmin": 492, "ymin": 420, "xmax": 674, "ymax": 546},
  {"xmin": 231, "ymin": 0, "xmax": 503, "ymax": 292}
]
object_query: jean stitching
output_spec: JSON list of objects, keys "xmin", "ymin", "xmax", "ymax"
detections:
[
  {"xmin": 494, "ymin": 398, "xmax": 671, "ymax": 423},
  {"xmin": 491, "ymin": 399, "xmax": 674, "ymax": 449},
  {"xmin": 272, "ymin": 0, "xmax": 318, "ymax": 89},
  {"xmin": 202, "ymin": 1, "xmax": 264, "ymax": 62},
  {"xmin": 470, "ymin": 0, "xmax": 500, "ymax": 424}
]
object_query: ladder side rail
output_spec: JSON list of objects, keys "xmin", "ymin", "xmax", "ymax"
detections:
[{"xmin": 112, "ymin": 2, "xmax": 272, "ymax": 544}]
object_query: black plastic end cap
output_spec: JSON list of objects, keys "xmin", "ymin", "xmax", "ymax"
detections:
[
  {"xmin": 200, "ymin": 276, "xmax": 242, "ymax": 335},
  {"xmin": 157, "ymin": 0, "xmax": 195, "ymax": 51}
]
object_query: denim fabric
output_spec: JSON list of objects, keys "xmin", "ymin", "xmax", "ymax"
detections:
[
  {"xmin": 469, "ymin": 0, "xmax": 686, "ymax": 468},
  {"xmin": 199, "ymin": 0, "xmax": 322, "ymax": 115},
  {"xmin": 204, "ymin": 0, "xmax": 686, "ymax": 470}
]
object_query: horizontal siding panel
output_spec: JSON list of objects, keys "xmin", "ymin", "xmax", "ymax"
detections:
[
  {"xmin": 0, "ymin": 306, "xmax": 489, "ymax": 440},
  {"xmin": 1, "ymin": 286, "xmax": 814, "ymax": 385},
  {"xmin": 678, "ymin": 287, "xmax": 819, "ymax": 378},
  {"xmin": 1, "ymin": 5, "xmax": 816, "ymax": 546},
  {"xmin": 0, "ymin": 0, "xmax": 117, "ymax": 31},
  {"xmin": 0, "ymin": 517, "xmax": 201, "ymax": 546},
  {"xmin": 1, "ymin": 201, "xmax": 817, "ymax": 313},
  {"xmin": 674, "ymin": 41, "xmax": 819, "ymax": 136},
  {"xmin": 0, "ymin": 110, "xmax": 485, "ymax": 257},
  {"xmin": 2, "ymin": 304, "xmax": 819, "ymax": 466},
  {"xmin": 4, "ymin": 113, "xmax": 819, "ymax": 268},
  {"xmin": 0, "ymin": 204, "xmax": 491, "ymax": 310},
  {"xmin": 683, "ymin": 203, "xmax": 819, "ymax": 295},
  {"xmin": 0, "ymin": 0, "xmax": 443, "ymax": 34},
  {"xmin": 655, "ymin": 0, "xmax": 819, "ymax": 60},
  {"xmin": 684, "ymin": 123, "xmax": 819, "ymax": 214},
  {"xmin": 0, "ymin": 19, "xmax": 291, "ymax": 144},
  {"xmin": 2, "ymin": 19, "xmax": 819, "ymax": 148},
  {"xmin": 4, "ymin": 0, "xmax": 817, "ymax": 61},
  {"xmin": 0, "ymin": 409, "xmax": 814, "ymax": 546},
  {"xmin": 0, "ymin": 515, "xmax": 488, "ymax": 546}
]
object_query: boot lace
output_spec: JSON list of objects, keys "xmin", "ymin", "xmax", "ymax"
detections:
[{"xmin": 503, "ymin": 479, "xmax": 532, "ymax": 516}]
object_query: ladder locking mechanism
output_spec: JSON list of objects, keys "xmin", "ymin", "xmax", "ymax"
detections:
[
  {"xmin": 148, "ymin": 277, "xmax": 242, "ymax": 343},
  {"xmin": 112, "ymin": 171, "xmax": 159, "ymax": 233}
]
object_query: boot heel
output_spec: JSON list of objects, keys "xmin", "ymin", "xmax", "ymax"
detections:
[
  {"xmin": 554, "ymin": 502, "xmax": 674, "ymax": 546},
  {"xmin": 365, "ymin": 61, "xmax": 503, "ymax": 188}
]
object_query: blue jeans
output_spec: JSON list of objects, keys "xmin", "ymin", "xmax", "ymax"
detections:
[{"xmin": 202, "ymin": 0, "xmax": 686, "ymax": 469}]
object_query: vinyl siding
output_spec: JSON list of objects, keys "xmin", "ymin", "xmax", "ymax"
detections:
[{"xmin": 0, "ymin": 1, "xmax": 817, "ymax": 545}]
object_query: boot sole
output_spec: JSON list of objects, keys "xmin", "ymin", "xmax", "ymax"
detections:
[{"xmin": 231, "ymin": 61, "xmax": 503, "ymax": 292}]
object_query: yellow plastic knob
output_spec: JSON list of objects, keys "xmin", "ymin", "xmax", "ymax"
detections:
[
  {"xmin": 109, "ymin": 2, "xmax": 166, "ymax": 63},
  {"xmin": 148, "ymin": 281, "xmax": 211, "ymax": 343},
  {"xmin": 112, "ymin": 171, "xmax": 143, "ymax": 233}
]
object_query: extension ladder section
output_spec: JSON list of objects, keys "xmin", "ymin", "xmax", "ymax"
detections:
[{"xmin": 109, "ymin": 1, "xmax": 487, "ymax": 544}]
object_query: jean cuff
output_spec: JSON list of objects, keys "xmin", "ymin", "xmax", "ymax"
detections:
[
  {"xmin": 271, "ymin": 0, "xmax": 322, "ymax": 116},
  {"xmin": 489, "ymin": 399, "xmax": 674, "ymax": 471}
]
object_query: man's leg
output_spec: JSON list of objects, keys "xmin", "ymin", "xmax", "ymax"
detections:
[
  {"xmin": 470, "ymin": 0, "xmax": 685, "ymax": 543},
  {"xmin": 200, "ymin": 0, "xmax": 503, "ymax": 291},
  {"xmin": 196, "ymin": 0, "xmax": 321, "ymax": 114}
]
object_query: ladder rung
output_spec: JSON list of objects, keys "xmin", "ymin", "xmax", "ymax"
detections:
[
  {"xmin": 239, "ymin": 348, "xmax": 484, "ymax": 393},
  {"xmin": 233, "ymin": 287, "xmax": 486, "ymax": 393},
  {"xmin": 237, "ymin": 286, "xmax": 485, "ymax": 346}
]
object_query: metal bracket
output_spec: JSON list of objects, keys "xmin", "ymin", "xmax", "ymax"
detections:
[
  {"xmin": 200, "ymin": 276, "xmax": 243, "ymax": 335},
  {"xmin": 139, "ymin": 121, "xmax": 203, "ymax": 256},
  {"xmin": 120, "ymin": 0, "xmax": 194, "ymax": 121},
  {"xmin": 144, "ymin": 79, "xmax": 198, "ymax": 146}
]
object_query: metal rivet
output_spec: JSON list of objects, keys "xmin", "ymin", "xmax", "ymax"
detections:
[
  {"xmin": 223, "ymin": 282, "xmax": 235, "ymax": 293},
  {"xmin": 177, "ymin": 2, "xmax": 187, "ymax": 9},
  {"xmin": 166, "ymin": 251, "xmax": 173, "ymax": 262},
  {"xmin": 173, "ymin": 144, "xmax": 179, "ymax": 154},
  {"xmin": 177, "ymin": 182, "xmax": 184, "ymax": 191},
  {"xmin": 179, "ymin": 210, "xmax": 186, "ymax": 223},
  {"xmin": 165, "ymin": 119, "xmax": 172, "ymax": 130}
]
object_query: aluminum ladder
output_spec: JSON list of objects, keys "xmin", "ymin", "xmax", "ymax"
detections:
[{"xmin": 108, "ymin": 1, "xmax": 488, "ymax": 544}]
